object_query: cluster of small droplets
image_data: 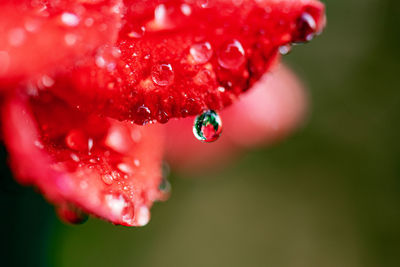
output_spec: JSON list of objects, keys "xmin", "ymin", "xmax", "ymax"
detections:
[{"xmin": 193, "ymin": 110, "xmax": 223, "ymax": 142}]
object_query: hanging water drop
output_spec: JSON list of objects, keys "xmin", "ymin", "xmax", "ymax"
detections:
[
  {"xmin": 279, "ymin": 44, "xmax": 292, "ymax": 55},
  {"xmin": 104, "ymin": 193, "xmax": 135, "ymax": 225},
  {"xmin": 56, "ymin": 203, "xmax": 88, "ymax": 225},
  {"xmin": 293, "ymin": 12, "xmax": 317, "ymax": 43},
  {"xmin": 136, "ymin": 205, "xmax": 150, "ymax": 226},
  {"xmin": 159, "ymin": 176, "xmax": 171, "ymax": 194},
  {"xmin": 193, "ymin": 110, "xmax": 222, "ymax": 142}
]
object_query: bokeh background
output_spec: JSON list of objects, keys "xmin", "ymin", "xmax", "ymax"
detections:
[{"xmin": 1, "ymin": 0, "xmax": 400, "ymax": 266}]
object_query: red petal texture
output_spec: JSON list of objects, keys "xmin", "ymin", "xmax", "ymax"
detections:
[
  {"xmin": 1, "ymin": 92, "xmax": 166, "ymax": 226},
  {"xmin": 0, "ymin": 0, "xmax": 122, "ymax": 85},
  {"xmin": 165, "ymin": 64, "xmax": 307, "ymax": 171},
  {"xmin": 48, "ymin": 0, "xmax": 325, "ymax": 124}
]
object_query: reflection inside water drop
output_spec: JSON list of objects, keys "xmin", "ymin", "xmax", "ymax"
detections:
[{"xmin": 193, "ymin": 110, "xmax": 223, "ymax": 142}]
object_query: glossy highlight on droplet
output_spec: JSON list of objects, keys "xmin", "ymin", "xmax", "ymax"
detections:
[{"xmin": 193, "ymin": 110, "xmax": 222, "ymax": 142}]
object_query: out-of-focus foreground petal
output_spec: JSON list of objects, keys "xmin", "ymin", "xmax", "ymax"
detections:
[
  {"xmin": 165, "ymin": 64, "xmax": 307, "ymax": 171},
  {"xmin": 1, "ymin": 92, "xmax": 166, "ymax": 226},
  {"xmin": 0, "ymin": 0, "xmax": 122, "ymax": 85}
]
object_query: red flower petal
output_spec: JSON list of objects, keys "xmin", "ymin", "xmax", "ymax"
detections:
[
  {"xmin": 165, "ymin": 64, "xmax": 307, "ymax": 171},
  {"xmin": 1, "ymin": 92, "xmax": 166, "ymax": 226},
  {"xmin": 0, "ymin": 0, "xmax": 122, "ymax": 85},
  {"xmin": 48, "ymin": 0, "xmax": 325, "ymax": 124}
]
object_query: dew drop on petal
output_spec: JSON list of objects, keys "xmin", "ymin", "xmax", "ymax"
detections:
[
  {"xmin": 193, "ymin": 110, "xmax": 223, "ymax": 142},
  {"xmin": 102, "ymin": 174, "xmax": 114, "ymax": 185},
  {"xmin": 65, "ymin": 129, "xmax": 89, "ymax": 151},
  {"xmin": 217, "ymin": 39, "xmax": 245, "ymax": 70},
  {"xmin": 197, "ymin": 0, "xmax": 210, "ymax": 8},
  {"xmin": 159, "ymin": 176, "xmax": 171, "ymax": 194},
  {"xmin": 127, "ymin": 26, "xmax": 146, "ymax": 38},
  {"xmin": 104, "ymin": 193, "xmax": 134, "ymax": 224},
  {"xmin": 133, "ymin": 159, "xmax": 140, "ymax": 167},
  {"xmin": 57, "ymin": 203, "xmax": 88, "ymax": 225},
  {"xmin": 117, "ymin": 163, "xmax": 133, "ymax": 174},
  {"xmin": 61, "ymin": 12, "xmax": 80, "ymax": 27},
  {"xmin": 136, "ymin": 205, "xmax": 150, "ymax": 226},
  {"xmin": 190, "ymin": 42, "xmax": 213, "ymax": 64},
  {"xmin": 151, "ymin": 63, "xmax": 174, "ymax": 86},
  {"xmin": 279, "ymin": 44, "xmax": 292, "ymax": 55},
  {"xmin": 293, "ymin": 12, "xmax": 317, "ymax": 43},
  {"xmin": 41, "ymin": 75, "xmax": 55, "ymax": 87},
  {"xmin": 70, "ymin": 153, "xmax": 80, "ymax": 162},
  {"xmin": 180, "ymin": 4, "xmax": 192, "ymax": 16}
]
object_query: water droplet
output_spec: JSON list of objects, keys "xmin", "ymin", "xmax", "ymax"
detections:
[
  {"xmin": 133, "ymin": 159, "xmax": 140, "ymax": 167},
  {"xmin": 217, "ymin": 39, "xmax": 245, "ymax": 70},
  {"xmin": 136, "ymin": 205, "xmax": 150, "ymax": 226},
  {"xmin": 127, "ymin": 26, "xmax": 146, "ymax": 38},
  {"xmin": 102, "ymin": 174, "xmax": 114, "ymax": 185},
  {"xmin": 154, "ymin": 4, "xmax": 168, "ymax": 24},
  {"xmin": 61, "ymin": 12, "xmax": 80, "ymax": 27},
  {"xmin": 70, "ymin": 153, "xmax": 80, "ymax": 162},
  {"xmin": 34, "ymin": 140, "xmax": 44, "ymax": 149},
  {"xmin": 190, "ymin": 42, "xmax": 213, "ymax": 64},
  {"xmin": 151, "ymin": 3, "xmax": 191, "ymax": 30},
  {"xmin": 151, "ymin": 63, "xmax": 174, "ymax": 86},
  {"xmin": 159, "ymin": 176, "xmax": 171, "ymax": 194},
  {"xmin": 279, "ymin": 44, "xmax": 292, "ymax": 55},
  {"xmin": 88, "ymin": 138, "xmax": 94, "ymax": 154},
  {"xmin": 197, "ymin": 0, "xmax": 210, "ymax": 8},
  {"xmin": 65, "ymin": 130, "xmax": 89, "ymax": 151},
  {"xmin": 193, "ymin": 110, "xmax": 223, "ymax": 142},
  {"xmin": 293, "ymin": 12, "xmax": 317, "ymax": 43},
  {"xmin": 180, "ymin": 4, "xmax": 192, "ymax": 16},
  {"xmin": 104, "ymin": 193, "xmax": 134, "ymax": 224},
  {"xmin": 57, "ymin": 203, "xmax": 88, "ymax": 225},
  {"xmin": 117, "ymin": 163, "xmax": 133, "ymax": 174},
  {"xmin": 41, "ymin": 75, "xmax": 55, "ymax": 87}
]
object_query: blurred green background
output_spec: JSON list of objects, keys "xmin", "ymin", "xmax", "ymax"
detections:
[{"xmin": 1, "ymin": 0, "xmax": 400, "ymax": 266}]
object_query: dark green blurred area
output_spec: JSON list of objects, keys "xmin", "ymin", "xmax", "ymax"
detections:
[{"xmin": 1, "ymin": 0, "xmax": 400, "ymax": 266}]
